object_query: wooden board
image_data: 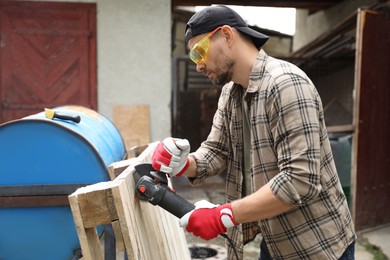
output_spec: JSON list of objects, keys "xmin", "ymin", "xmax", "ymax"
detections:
[
  {"xmin": 69, "ymin": 142, "xmax": 191, "ymax": 260},
  {"xmin": 352, "ymin": 9, "xmax": 390, "ymax": 230},
  {"xmin": 113, "ymin": 105, "xmax": 150, "ymax": 152}
]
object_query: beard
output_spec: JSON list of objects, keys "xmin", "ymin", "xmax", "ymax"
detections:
[{"xmin": 206, "ymin": 56, "xmax": 235, "ymax": 87}]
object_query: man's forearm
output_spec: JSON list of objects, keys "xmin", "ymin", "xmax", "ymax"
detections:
[
  {"xmin": 232, "ymin": 182, "xmax": 293, "ymax": 223},
  {"xmin": 181, "ymin": 156, "xmax": 292, "ymax": 223},
  {"xmin": 182, "ymin": 155, "xmax": 198, "ymax": 178}
]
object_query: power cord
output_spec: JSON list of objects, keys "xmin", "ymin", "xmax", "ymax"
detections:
[{"xmin": 220, "ymin": 234, "xmax": 239, "ymax": 260}]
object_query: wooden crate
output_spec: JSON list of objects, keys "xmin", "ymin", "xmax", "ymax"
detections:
[{"xmin": 68, "ymin": 142, "xmax": 191, "ymax": 260}]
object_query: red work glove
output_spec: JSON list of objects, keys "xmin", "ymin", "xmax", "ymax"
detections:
[
  {"xmin": 151, "ymin": 137, "xmax": 190, "ymax": 177},
  {"xmin": 179, "ymin": 200, "xmax": 238, "ymax": 240}
]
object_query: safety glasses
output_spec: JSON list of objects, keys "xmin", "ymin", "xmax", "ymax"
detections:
[{"xmin": 189, "ymin": 26, "xmax": 222, "ymax": 64}]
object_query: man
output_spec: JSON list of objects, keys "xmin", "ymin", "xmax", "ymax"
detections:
[{"xmin": 152, "ymin": 5, "xmax": 356, "ymax": 260}]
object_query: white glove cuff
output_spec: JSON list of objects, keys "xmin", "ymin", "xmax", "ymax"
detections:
[{"xmin": 220, "ymin": 208, "xmax": 235, "ymax": 228}]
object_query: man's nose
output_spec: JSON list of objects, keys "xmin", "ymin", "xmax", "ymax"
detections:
[{"xmin": 196, "ymin": 63, "xmax": 205, "ymax": 73}]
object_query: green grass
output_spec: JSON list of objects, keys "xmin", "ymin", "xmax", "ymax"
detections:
[{"xmin": 357, "ymin": 236, "xmax": 388, "ymax": 260}]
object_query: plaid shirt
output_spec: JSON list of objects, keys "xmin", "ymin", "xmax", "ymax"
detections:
[{"xmin": 189, "ymin": 50, "xmax": 356, "ymax": 259}]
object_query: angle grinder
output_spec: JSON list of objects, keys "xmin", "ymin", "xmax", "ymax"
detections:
[{"xmin": 133, "ymin": 163, "xmax": 195, "ymax": 218}]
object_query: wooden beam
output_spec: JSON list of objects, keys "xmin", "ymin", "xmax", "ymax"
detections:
[
  {"xmin": 69, "ymin": 194, "xmax": 103, "ymax": 260},
  {"xmin": 172, "ymin": 0, "xmax": 343, "ymax": 11},
  {"xmin": 327, "ymin": 124, "xmax": 354, "ymax": 133}
]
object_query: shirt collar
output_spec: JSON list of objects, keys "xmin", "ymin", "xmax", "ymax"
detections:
[{"xmin": 247, "ymin": 49, "xmax": 267, "ymax": 93}]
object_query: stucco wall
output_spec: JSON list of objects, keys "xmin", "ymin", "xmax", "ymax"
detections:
[{"xmin": 97, "ymin": 0, "xmax": 171, "ymax": 142}]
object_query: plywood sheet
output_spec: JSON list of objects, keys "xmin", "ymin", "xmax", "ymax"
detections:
[{"xmin": 113, "ymin": 105, "xmax": 150, "ymax": 151}]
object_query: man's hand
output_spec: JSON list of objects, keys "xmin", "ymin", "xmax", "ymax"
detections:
[
  {"xmin": 151, "ymin": 137, "xmax": 190, "ymax": 177},
  {"xmin": 179, "ymin": 200, "xmax": 237, "ymax": 240}
]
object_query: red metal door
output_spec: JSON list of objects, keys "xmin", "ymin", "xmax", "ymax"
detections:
[
  {"xmin": 0, "ymin": 1, "xmax": 96, "ymax": 123},
  {"xmin": 352, "ymin": 9, "xmax": 390, "ymax": 230}
]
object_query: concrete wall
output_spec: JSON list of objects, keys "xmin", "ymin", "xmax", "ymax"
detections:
[
  {"xmin": 294, "ymin": 0, "xmax": 378, "ymax": 51},
  {"xmin": 262, "ymin": 36, "xmax": 292, "ymax": 58},
  {"xmin": 97, "ymin": 0, "xmax": 171, "ymax": 142}
]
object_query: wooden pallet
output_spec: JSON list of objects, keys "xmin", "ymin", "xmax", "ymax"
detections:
[{"xmin": 69, "ymin": 142, "xmax": 191, "ymax": 260}]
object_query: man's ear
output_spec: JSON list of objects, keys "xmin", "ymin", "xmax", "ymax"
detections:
[{"xmin": 220, "ymin": 25, "xmax": 234, "ymax": 45}]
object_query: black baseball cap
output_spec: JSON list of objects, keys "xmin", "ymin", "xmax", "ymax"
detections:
[{"xmin": 185, "ymin": 5, "xmax": 269, "ymax": 49}]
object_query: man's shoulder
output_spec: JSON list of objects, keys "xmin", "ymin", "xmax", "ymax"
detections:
[
  {"xmin": 266, "ymin": 55, "xmax": 301, "ymax": 74},
  {"xmin": 262, "ymin": 54, "xmax": 312, "ymax": 86}
]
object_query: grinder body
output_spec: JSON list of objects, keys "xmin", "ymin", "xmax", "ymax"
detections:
[{"xmin": 134, "ymin": 163, "xmax": 195, "ymax": 218}]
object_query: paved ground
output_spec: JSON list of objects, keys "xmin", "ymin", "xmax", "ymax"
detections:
[{"xmin": 172, "ymin": 174, "xmax": 390, "ymax": 260}]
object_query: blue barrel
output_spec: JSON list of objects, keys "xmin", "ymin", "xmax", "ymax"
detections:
[{"xmin": 0, "ymin": 106, "xmax": 126, "ymax": 260}]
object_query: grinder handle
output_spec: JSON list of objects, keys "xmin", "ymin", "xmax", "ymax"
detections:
[
  {"xmin": 136, "ymin": 176, "xmax": 195, "ymax": 218},
  {"xmin": 157, "ymin": 185, "xmax": 195, "ymax": 218}
]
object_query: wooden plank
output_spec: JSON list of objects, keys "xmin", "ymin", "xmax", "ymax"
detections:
[
  {"xmin": 111, "ymin": 142, "xmax": 191, "ymax": 259},
  {"xmin": 69, "ymin": 193, "xmax": 103, "ymax": 260},
  {"xmin": 73, "ymin": 182, "xmax": 112, "ymax": 228},
  {"xmin": 111, "ymin": 177, "xmax": 153, "ymax": 259},
  {"xmin": 113, "ymin": 105, "xmax": 151, "ymax": 151},
  {"xmin": 128, "ymin": 144, "xmax": 149, "ymax": 158},
  {"xmin": 108, "ymin": 157, "xmax": 138, "ymax": 180},
  {"xmin": 159, "ymin": 204, "xmax": 177, "ymax": 259},
  {"xmin": 69, "ymin": 142, "xmax": 191, "ymax": 260},
  {"xmin": 139, "ymin": 200, "xmax": 169, "ymax": 259},
  {"xmin": 111, "ymin": 220, "xmax": 125, "ymax": 252}
]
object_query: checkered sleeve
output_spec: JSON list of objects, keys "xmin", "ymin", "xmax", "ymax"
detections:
[{"xmin": 267, "ymin": 72, "xmax": 322, "ymax": 206}]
